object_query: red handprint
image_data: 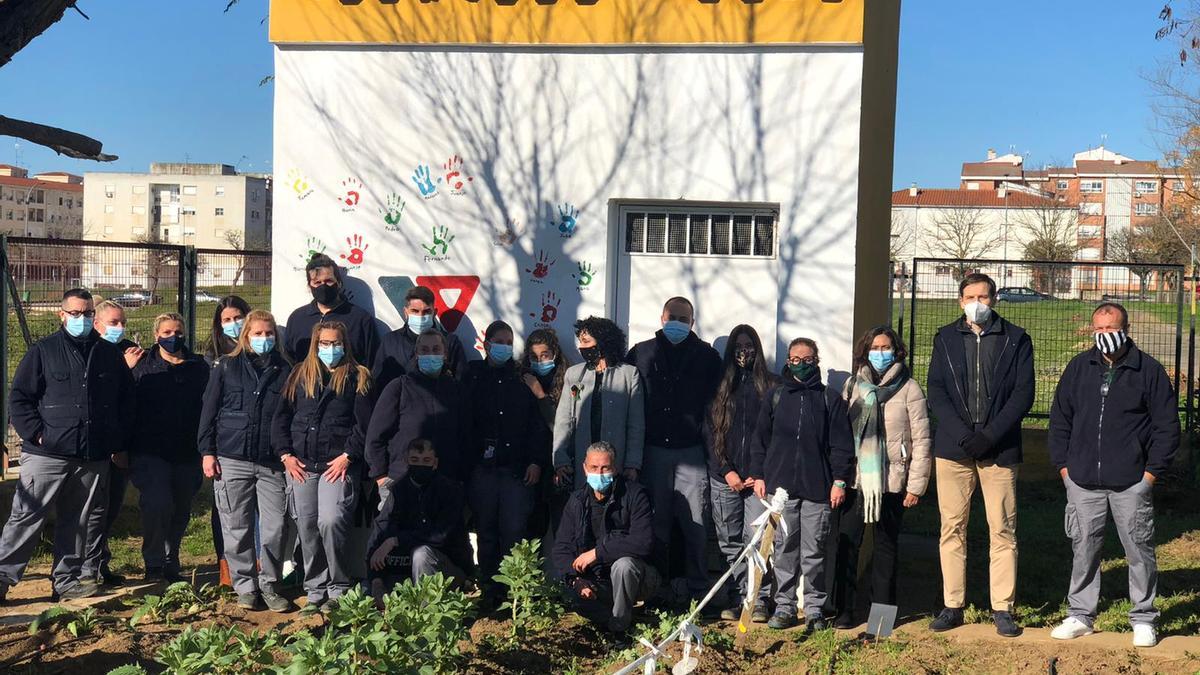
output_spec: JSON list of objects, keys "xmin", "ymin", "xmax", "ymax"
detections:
[
  {"xmin": 528, "ymin": 291, "xmax": 561, "ymax": 324},
  {"xmin": 340, "ymin": 177, "xmax": 363, "ymax": 207},
  {"xmin": 474, "ymin": 330, "xmax": 486, "ymax": 355},
  {"xmin": 340, "ymin": 234, "xmax": 369, "ymax": 266},
  {"xmin": 443, "ymin": 155, "xmax": 473, "ymax": 194},
  {"xmin": 525, "ymin": 250, "xmax": 556, "ymax": 279}
]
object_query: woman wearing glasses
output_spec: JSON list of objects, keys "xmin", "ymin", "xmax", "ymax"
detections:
[
  {"xmin": 747, "ymin": 337, "xmax": 855, "ymax": 632},
  {"xmin": 271, "ymin": 321, "xmax": 372, "ymax": 612}
]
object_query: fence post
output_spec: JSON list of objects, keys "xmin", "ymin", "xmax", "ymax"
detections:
[
  {"xmin": 906, "ymin": 260, "xmax": 918, "ymax": 371},
  {"xmin": 0, "ymin": 234, "xmax": 7, "ymax": 477},
  {"xmin": 183, "ymin": 246, "xmax": 198, "ymax": 349}
]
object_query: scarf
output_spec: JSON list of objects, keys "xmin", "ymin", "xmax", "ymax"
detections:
[{"xmin": 848, "ymin": 363, "xmax": 907, "ymax": 523}]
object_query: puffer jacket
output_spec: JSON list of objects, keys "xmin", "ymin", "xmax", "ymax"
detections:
[{"xmin": 842, "ymin": 363, "xmax": 932, "ymax": 496}]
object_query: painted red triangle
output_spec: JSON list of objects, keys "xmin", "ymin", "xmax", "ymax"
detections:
[{"xmin": 415, "ymin": 275, "xmax": 480, "ymax": 332}]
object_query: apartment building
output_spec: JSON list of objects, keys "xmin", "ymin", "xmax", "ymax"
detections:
[
  {"xmin": 0, "ymin": 165, "xmax": 84, "ymax": 238},
  {"xmin": 83, "ymin": 163, "xmax": 271, "ymax": 249}
]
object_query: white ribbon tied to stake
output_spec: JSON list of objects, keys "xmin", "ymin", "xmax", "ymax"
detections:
[{"xmin": 744, "ymin": 488, "xmax": 790, "ymax": 611}]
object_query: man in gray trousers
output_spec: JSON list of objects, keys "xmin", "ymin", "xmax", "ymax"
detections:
[
  {"xmin": 1049, "ymin": 302, "xmax": 1179, "ymax": 649},
  {"xmin": 0, "ymin": 289, "xmax": 135, "ymax": 601}
]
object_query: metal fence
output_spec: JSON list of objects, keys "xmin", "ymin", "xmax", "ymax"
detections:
[
  {"xmin": 898, "ymin": 258, "xmax": 1189, "ymax": 422},
  {"xmin": 0, "ymin": 236, "xmax": 271, "ymax": 472}
]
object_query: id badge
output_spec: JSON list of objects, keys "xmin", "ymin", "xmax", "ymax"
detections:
[{"xmin": 484, "ymin": 439, "xmax": 497, "ymax": 460}]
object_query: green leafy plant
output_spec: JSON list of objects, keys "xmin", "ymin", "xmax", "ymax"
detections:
[
  {"xmin": 493, "ymin": 539, "xmax": 563, "ymax": 645},
  {"xmin": 106, "ymin": 665, "xmax": 149, "ymax": 675},
  {"xmin": 382, "ymin": 573, "xmax": 473, "ymax": 673},
  {"xmin": 29, "ymin": 605, "xmax": 111, "ymax": 637},
  {"xmin": 130, "ymin": 581, "xmax": 211, "ymax": 627},
  {"xmin": 28, "ymin": 606, "xmax": 75, "ymax": 634},
  {"xmin": 156, "ymin": 625, "xmax": 280, "ymax": 675}
]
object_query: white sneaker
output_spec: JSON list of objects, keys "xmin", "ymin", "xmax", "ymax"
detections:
[
  {"xmin": 1132, "ymin": 623, "xmax": 1158, "ymax": 648},
  {"xmin": 1050, "ymin": 617, "xmax": 1094, "ymax": 640}
]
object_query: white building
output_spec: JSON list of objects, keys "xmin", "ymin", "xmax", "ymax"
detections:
[{"xmin": 268, "ymin": 0, "xmax": 899, "ymax": 370}]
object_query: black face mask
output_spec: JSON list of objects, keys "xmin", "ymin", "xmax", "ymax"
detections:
[
  {"xmin": 579, "ymin": 345, "xmax": 602, "ymax": 368},
  {"xmin": 311, "ymin": 284, "xmax": 340, "ymax": 307},
  {"xmin": 408, "ymin": 465, "xmax": 435, "ymax": 486}
]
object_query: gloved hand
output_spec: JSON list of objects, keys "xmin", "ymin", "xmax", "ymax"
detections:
[{"xmin": 962, "ymin": 431, "xmax": 994, "ymax": 459}]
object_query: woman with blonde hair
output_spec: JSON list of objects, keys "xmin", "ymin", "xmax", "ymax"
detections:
[
  {"xmin": 198, "ymin": 309, "xmax": 294, "ymax": 612},
  {"xmin": 129, "ymin": 312, "xmax": 210, "ymax": 582},
  {"xmin": 271, "ymin": 320, "xmax": 372, "ymax": 612}
]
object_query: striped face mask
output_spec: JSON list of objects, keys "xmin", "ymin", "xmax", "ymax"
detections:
[{"xmin": 1094, "ymin": 329, "xmax": 1127, "ymax": 355}]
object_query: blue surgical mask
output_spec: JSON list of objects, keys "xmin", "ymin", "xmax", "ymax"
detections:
[
  {"xmin": 531, "ymin": 360, "xmax": 556, "ymax": 377},
  {"xmin": 222, "ymin": 319, "xmax": 244, "ymax": 340},
  {"xmin": 158, "ymin": 335, "xmax": 185, "ymax": 353},
  {"xmin": 249, "ymin": 336, "xmax": 275, "ymax": 354},
  {"xmin": 318, "ymin": 344, "xmax": 344, "ymax": 368},
  {"xmin": 586, "ymin": 471, "xmax": 615, "ymax": 493},
  {"xmin": 418, "ymin": 354, "xmax": 444, "ymax": 376},
  {"xmin": 868, "ymin": 350, "xmax": 895, "ymax": 373},
  {"xmin": 488, "ymin": 343, "xmax": 513, "ymax": 363},
  {"xmin": 407, "ymin": 313, "xmax": 434, "ymax": 334},
  {"xmin": 663, "ymin": 320, "xmax": 690, "ymax": 345},
  {"xmin": 64, "ymin": 315, "xmax": 90, "ymax": 338},
  {"xmin": 102, "ymin": 325, "xmax": 125, "ymax": 344}
]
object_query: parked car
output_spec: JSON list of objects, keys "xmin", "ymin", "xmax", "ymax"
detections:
[
  {"xmin": 109, "ymin": 290, "xmax": 158, "ymax": 308},
  {"xmin": 996, "ymin": 286, "xmax": 1052, "ymax": 303},
  {"xmin": 195, "ymin": 290, "xmax": 222, "ymax": 303}
]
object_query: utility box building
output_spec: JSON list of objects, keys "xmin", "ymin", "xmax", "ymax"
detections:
[{"xmin": 269, "ymin": 0, "xmax": 898, "ymax": 370}]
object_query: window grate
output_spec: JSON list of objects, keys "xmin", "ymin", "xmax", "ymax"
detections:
[
  {"xmin": 623, "ymin": 205, "xmax": 777, "ymax": 258},
  {"xmin": 689, "ymin": 215, "xmax": 709, "ymax": 254},
  {"xmin": 645, "ymin": 213, "xmax": 667, "ymax": 253}
]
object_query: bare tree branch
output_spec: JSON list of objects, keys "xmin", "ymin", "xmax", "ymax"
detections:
[{"xmin": 0, "ymin": 115, "xmax": 116, "ymax": 162}]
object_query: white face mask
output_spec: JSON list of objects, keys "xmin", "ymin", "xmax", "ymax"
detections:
[{"xmin": 963, "ymin": 300, "xmax": 992, "ymax": 325}]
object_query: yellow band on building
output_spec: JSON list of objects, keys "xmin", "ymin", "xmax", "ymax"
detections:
[{"xmin": 269, "ymin": 0, "xmax": 864, "ymax": 46}]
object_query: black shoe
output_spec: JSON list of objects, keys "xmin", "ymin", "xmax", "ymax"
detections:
[
  {"xmin": 833, "ymin": 612, "xmax": 856, "ymax": 630},
  {"xmin": 144, "ymin": 567, "xmax": 164, "ymax": 582},
  {"xmin": 993, "ymin": 611, "xmax": 1022, "ymax": 638},
  {"xmin": 262, "ymin": 592, "xmax": 294, "ymax": 613},
  {"xmin": 163, "ymin": 570, "xmax": 186, "ymax": 584},
  {"xmin": 752, "ymin": 605, "xmax": 771, "ymax": 623},
  {"xmin": 720, "ymin": 607, "xmax": 739, "ymax": 621},
  {"xmin": 59, "ymin": 580, "xmax": 101, "ymax": 601},
  {"xmin": 929, "ymin": 607, "xmax": 964, "ymax": 632},
  {"xmin": 806, "ymin": 616, "xmax": 829, "ymax": 633},
  {"xmin": 99, "ymin": 568, "xmax": 126, "ymax": 586},
  {"xmin": 767, "ymin": 610, "xmax": 799, "ymax": 630},
  {"xmin": 0, "ymin": 582, "xmax": 8, "ymax": 604}
]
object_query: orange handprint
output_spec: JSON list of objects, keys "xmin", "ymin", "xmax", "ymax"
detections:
[
  {"xmin": 340, "ymin": 177, "xmax": 363, "ymax": 208},
  {"xmin": 528, "ymin": 291, "xmax": 561, "ymax": 324},
  {"xmin": 443, "ymin": 155, "xmax": 473, "ymax": 194},
  {"xmin": 340, "ymin": 234, "xmax": 369, "ymax": 266}
]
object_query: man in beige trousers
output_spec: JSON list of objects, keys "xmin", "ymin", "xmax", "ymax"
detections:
[{"xmin": 924, "ymin": 273, "xmax": 1034, "ymax": 638}]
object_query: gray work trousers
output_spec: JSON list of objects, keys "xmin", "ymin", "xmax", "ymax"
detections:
[
  {"xmin": 0, "ymin": 453, "xmax": 107, "ymax": 594},
  {"xmin": 412, "ymin": 544, "xmax": 465, "ymax": 583},
  {"xmin": 469, "ymin": 464, "xmax": 535, "ymax": 585},
  {"xmin": 573, "ymin": 556, "xmax": 661, "ymax": 632},
  {"xmin": 213, "ymin": 457, "xmax": 288, "ymax": 595},
  {"xmin": 710, "ymin": 476, "xmax": 770, "ymax": 608},
  {"xmin": 747, "ymin": 495, "xmax": 831, "ymax": 618},
  {"xmin": 130, "ymin": 454, "xmax": 202, "ymax": 574},
  {"xmin": 643, "ymin": 445, "xmax": 710, "ymax": 596},
  {"xmin": 1064, "ymin": 475, "xmax": 1159, "ymax": 626},
  {"xmin": 288, "ymin": 470, "xmax": 358, "ymax": 603}
]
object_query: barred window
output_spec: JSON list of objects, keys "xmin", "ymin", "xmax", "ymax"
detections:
[{"xmin": 624, "ymin": 205, "xmax": 778, "ymax": 258}]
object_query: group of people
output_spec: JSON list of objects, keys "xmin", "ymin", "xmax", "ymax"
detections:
[{"xmin": 0, "ymin": 261, "xmax": 1178, "ymax": 648}]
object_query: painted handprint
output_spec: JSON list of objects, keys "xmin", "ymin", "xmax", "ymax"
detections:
[
  {"xmin": 421, "ymin": 225, "xmax": 455, "ymax": 257},
  {"xmin": 287, "ymin": 169, "xmax": 314, "ymax": 199},
  {"xmin": 339, "ymin": 177, "xmax": 363, "ymax": 209},
  {"xmin": 555, "ymin": 203, "xmax": 580, "ymax": 235},
  {"xmin": 299, "ymin": 236, "xmax": 327, "ymax": 263},
  {"xmin": 474, "ymin": 329, "xmax": 486, "ymax": 355},
  {"xmin": 525, "ymin": 250, "xmax": 556, "ymax": 280},
  {"xmin": 380, "ymin": 193, "xmax": 406, "ymax": 230},
  {"xmin": 411, "ymin": 165, "xmax": 438, "ymax": 198},
  {"xmin": 443, "ymin": 155, "xmax": 474, "ymax": 194},
  {"xmin": 492, "ymin": 219, "xmax": 525, "ymax": 247},
  {"xmin": 529, "ymin": 291, "xmax": 562, "ymax": 324},
  {"xmin": 340, "ymin": 234, "xmax": 369, "ymax": 266},
  {"xmin": 572, "ymin": 261, "xmax": 596, "ymax": 287}
]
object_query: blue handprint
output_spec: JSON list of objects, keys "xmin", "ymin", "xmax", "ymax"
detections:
[
  {"xmin": 411, "ymin": 165, "xmax": 438, "ymax": 198},
  {"xmin": 556, "ymin": 203, "xmax": 579, "ymax": 235}
]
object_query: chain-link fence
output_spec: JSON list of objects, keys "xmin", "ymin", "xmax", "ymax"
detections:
[
  {"xmin": 902, "ymin": 258, "xmax": 1188, "ymax": 421},
  {"xmin": 0, "ymin": 236, "xmax": 271, "ymax": 474}
]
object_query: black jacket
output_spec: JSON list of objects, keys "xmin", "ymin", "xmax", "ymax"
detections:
[
  {"xmin": 372, "ymin": 324, "xmax": 470, "ymax": 393},
  {"xmin": 748, "ymin": 372, "xmax": 855, "ymax": 502},
  {"xmin": 131, "ymin": 346, "xmax": 210, "ymax": 462},
  {"xmin": 926, "ymin": 315, "xmax": 1034, "ymax": 466},
  {"xmin": 1049, "ymin": 343, "xmax": 1180, "ymax": 488},
  {"xmin": 625, "ymin": 331, "xmax": 722, "ymax": 449},
  {"xmin": 270, "ymin": 370, "xmax": 372, "ymax": 473},
  {"xmin": 197, "ymin": 351, "xmax": 291, "ymax": 466},
  {"xmin": 364, "ymin": 372, "xmax": 473, "ymax": 482},
  {"xmin": 368, "ymin": 473, "xmax": 474, "ymax": 575},
  {"xmin": 552, "ymin": 477, "xmax": 653, "ymax": 582},
  {"xmin": 705, "ymin": 369, "xmax": 770, "ymax": 481},
  {"xmin": 282, "ymin": 300, "xmax": 380, "ymax": 366},
  {"xmin": 10, "ymin": 328, "xmax": 135, "ymax": 461},
  {"xmin": 464, "ymin": 360, "xmax": 547, "ymax": 473}
]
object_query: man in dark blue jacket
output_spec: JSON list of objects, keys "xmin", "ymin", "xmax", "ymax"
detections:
[
  {"xmin": 925, "ymin": 273, "xmax": 1033, "ymax": 638},
  {"xmin": 371, "ymin": 285, "xmax": 469, "ymax": 393},
  {"xmin": 1047, "ymin": 302, "xmax": 1178, "ymax": 649},
  {"xmin": 553, "ymin": 442, "xmax": 658, "ymax": 634},
  {"xmin": 0, "ymin": 289, "xmax": 135, "ymax": 601},
  {"xmin": 626, "ymin": 296, "xmax": 721, "ymax": 601},
  {"xmin": 282, "ymin": 254, "xmax": 379, "ymax": 365}
]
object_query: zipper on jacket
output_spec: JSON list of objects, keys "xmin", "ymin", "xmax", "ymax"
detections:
[
  {"xmin": 1096, "ymin": 367, "xmax": 1114, "ymax": 482},
  {"xmin": 974, "ymin": 332, "xmax": 982, "ymax": 425}
]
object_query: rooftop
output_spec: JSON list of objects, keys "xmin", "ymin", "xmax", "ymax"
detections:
[{"xmin": 892, "ymin": 187, "xmax": 1064, "ymax": 209}]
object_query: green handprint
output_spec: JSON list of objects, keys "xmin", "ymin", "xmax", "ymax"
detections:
[
  {"xmin": 380, "ymin": 193, "xmax": 406, "ymax": 228},
  {"xmin": 421, "ymin": 225, "xmax": 455, "ymax": 257},
  {"xmin": 299, "ymin": 236, "xmax": 327, "ymax": 262},
  {"xmin": 574, "ymin": 261, "xmax": 596, "ymax": 287}
]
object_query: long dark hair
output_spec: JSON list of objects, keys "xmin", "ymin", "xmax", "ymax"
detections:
[
  {"xmin": 205, "ymin": 295, "xmax": 252, "ymax": 361},
  {"xmin": 573, "ymin": 316, "xmax": 626, "ymax": 365},
  {"xmin": 708, "ymin": 325, "xmax": 773, "ymax": 469},
  {"xmin": 850, "ymin": 326, "xmax": 908, "ymax": 375},
  {"xmin": 520, "ymin": 328, "xmax": 569, "ymax": 402}
]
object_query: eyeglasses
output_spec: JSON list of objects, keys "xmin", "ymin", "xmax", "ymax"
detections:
[
  {"xmin": 787, "ymin": 356, "xmax": 818, "ymax": 366},
  {"xmin": 63, "ymin": 309, "xmax": 96, "ymax": 318},
  {"xmin": 317, "ymin": 340, "xmax": 344, "ymax": 348}
]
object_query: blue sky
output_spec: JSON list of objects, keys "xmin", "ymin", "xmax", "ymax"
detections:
[{"xmin": 0, "ymin": 0, "xmax": 1182, "ymax": 190}]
